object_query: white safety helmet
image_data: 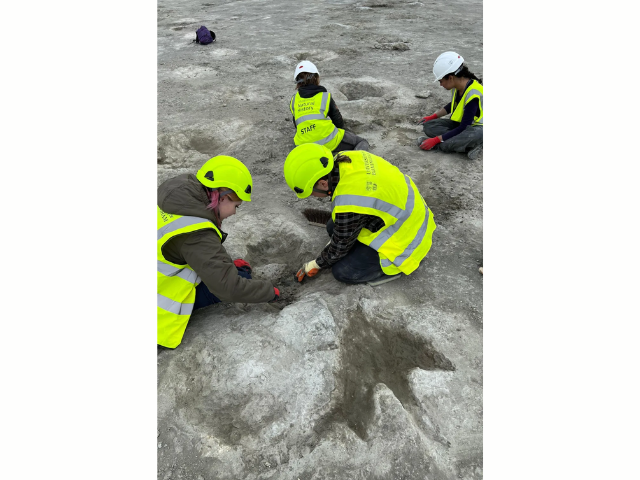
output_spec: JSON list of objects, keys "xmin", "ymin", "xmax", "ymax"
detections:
[
  {"xmin": 293, "ymin": 60, "xmax": 319, "ymax": 82},
  {"xmin": 433, "ymin": 51, "xmax": 464, "ymax": 82}
]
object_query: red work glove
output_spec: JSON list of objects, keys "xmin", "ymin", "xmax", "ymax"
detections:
[
  {"xmin": 419, "ymin": 136, "xmax": 442, "ymax": 151},
  {"xmin": 418, "ymin": 114, "xmax": 438, "ymax": 125},
  {"xmin": 269, "ymin": 287, "xmax": 280, "ymax": 303},
  {"xmin": 295, "ymin": 260, "xmax": 320, "ymax": 282},
  {"xmin": 233, "ymin": 258, "xmax": 252, "ymax": 273}
]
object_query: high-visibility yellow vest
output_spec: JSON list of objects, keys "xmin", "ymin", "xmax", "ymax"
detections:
[
  {"xmin": 157, "ymin": 206, "xmax": 222, "ymax": 348},
  {"xmin": 450, "ymin": 79, "xmax": 483, "ymax": 126},
  {"xmin": 331, "ymin": 151, "xmax": 437, "ymax": 275},
  {"xmin": 290, "ymin": 91, "xmax": 345, "ymax": 151}
]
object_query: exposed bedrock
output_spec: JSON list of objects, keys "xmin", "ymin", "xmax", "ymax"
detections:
[{"xmin": 157, "ymin": 0, "xmax": 483, "ymax": 477}]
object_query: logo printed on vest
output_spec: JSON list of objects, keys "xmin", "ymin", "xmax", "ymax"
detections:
[
  {"xmin": 297, "ymin": 100, "xmax": 316, "ymax": 114},
  {"xmin": 362, "ymin": 152, "xmax": 378, "ymax": 191},
  {"xmin": 159, "ymin": 208, "xmax": 174, "ymax": 223}
]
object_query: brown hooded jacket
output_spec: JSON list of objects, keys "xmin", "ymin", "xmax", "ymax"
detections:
[{"xmin": 158, "ymin": 173, "xmax": 275, "ymax": 303}]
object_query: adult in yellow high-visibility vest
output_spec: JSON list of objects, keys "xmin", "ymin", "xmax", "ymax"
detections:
[
  {"xmin": 416, "ymin": 52, "xmax": 483, "ymax": 160},
  {"xmin": 283, "ymin": 144, "xmax": 436, "ymax": 285},
  {"xmin": 157, "ymin": 156, "xmax": 280, "ymax": 349},
  {"xmin": 290, "ymin": 60, "xmax": 370, "ymax": 153}
]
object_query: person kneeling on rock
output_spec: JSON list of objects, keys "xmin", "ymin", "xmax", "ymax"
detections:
[
  {"xmin": 284, "ymin": 144, "xmax": 437, "ymax": 285},
  {"xmin": 416, "ymin": 51, "xmax": 483, "ymax": 160},
  {"xmin": 157, "ymin": 156, "xmax": 280, "ymax": 349},
  {"xmin": 290, "ymin": 60, "xmax": 370, "ymax": 153}
]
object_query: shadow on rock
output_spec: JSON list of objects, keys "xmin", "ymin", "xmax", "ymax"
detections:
[
  {"xmin": 315, "ymin": 305, "xmax": 455, "ymax": 442},
  {"xmin": 339, "ymin": 81, "xmax": 385, "ymax": 101}
]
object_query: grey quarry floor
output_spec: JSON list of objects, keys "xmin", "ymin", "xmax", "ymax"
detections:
[{"xmin": 157, "ymin": 0, "xmax": 482, "ymax": 479}]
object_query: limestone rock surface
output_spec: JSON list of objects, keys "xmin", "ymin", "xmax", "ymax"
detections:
[{"xmin": 158, "ymin": 0, "xmax": 483, "ymax": 478}]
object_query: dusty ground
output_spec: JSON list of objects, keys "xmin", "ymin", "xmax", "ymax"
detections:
[{"xmin": 157, "ymin": 0, "xmax": 482, "ymax": 478}]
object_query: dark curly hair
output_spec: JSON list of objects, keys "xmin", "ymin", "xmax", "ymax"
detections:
[
  {"xmin": 317, "ymin": 155, "xmax": 352, "ymax": 182},
  {"xmin": 334, "ymin": 154, "xmax": 352, "ymax": 164},
  {"xmin": 442, "ymin": 64, "xmax": 482, "ymax": 85},
  {"xmin": 295, "ymin": 72, "xmax": 320, "ymax": 89}
]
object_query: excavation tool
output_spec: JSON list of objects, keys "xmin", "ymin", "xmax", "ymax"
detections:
[
  {"xmin": 302, "ymin": 208, "xmax": 332, "ymax": 227},
  {"xmin": 367, "ymin": 275, "xmax": 401, "ymax": 287}
]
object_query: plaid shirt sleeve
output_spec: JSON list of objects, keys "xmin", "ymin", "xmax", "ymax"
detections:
[
  {"xmin": 316, "ymin": 212, "xmax": 384, "ymax": 268},
  {"xmin": 315, "ymin": 212, "xmax": 365, "ymax": 268}
]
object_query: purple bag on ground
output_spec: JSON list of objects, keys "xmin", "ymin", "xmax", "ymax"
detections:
[{"xmin": 195, "ymin": 26, "xmax": 215, "ymax": 45}]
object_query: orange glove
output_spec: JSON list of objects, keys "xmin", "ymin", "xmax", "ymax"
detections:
[{"xmin": 295, "ymin": 260, "xmax": 320, "ymax": 282}]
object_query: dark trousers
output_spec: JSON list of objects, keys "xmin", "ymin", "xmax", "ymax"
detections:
[
  {"xmin": 193, "ymin": 267, "xmax": 251, "ymax": 310},
  {"xmin": 423, "ymin": 118, "xmax": 483, "ymax": 153},
  {"xmin": 333, "ymin": 130, "xmax": 370, "ymax": 153},
  {"xmin": 326, "ymin": 219, "xmax": 384, "ymax": 284}
]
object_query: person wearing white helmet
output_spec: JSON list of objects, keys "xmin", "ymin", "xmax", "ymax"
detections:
[
  {"xmin": 416, "ymin": 52, "xmax": 483, "ymax": 160},
  {"xmin": 290, "ymin": 60, "xmax": 370, "ymax": 153}
]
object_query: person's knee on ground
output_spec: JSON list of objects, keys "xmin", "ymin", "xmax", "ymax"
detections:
[
  {"xmin": 331, "ymin": 261, "xmax": 362, "ymax": 284},
  {"xmin": 354, "ymin": 138, "xmax": 370, "ymax": 151},
  {"xmin": 422, "ymin": 122, "xmax": 445, "ymax": 138},
  {"xmin": 422, "ymin": 123, "xmax": 435, "ymax": 137},
  {"xmin": 438, "ymin": 126, "xmax": 483, "ymax": 154},
  {"xmin": 421, "ymin": 118, "xmax": 459, "ymax": 139},
  {"xmin": 332, "ymin": 131, "xmax": 370, "ymax": 154},
  {"xmin": 331, "ymin": 261, "xmax": 384, "ymax": 284}
]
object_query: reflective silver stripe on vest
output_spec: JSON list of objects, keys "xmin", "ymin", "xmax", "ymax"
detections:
[
  {"xmin": 313, "ymin": 127, "xmax": 339, "ymax": 146},
  {"xmin": 157, "ymin": 216, "xmax": 213, "ymax": 241},
  {"xmin": 381, "ymin": 206, "xmax": 430, "ymax": 268},
  {"xmin": 294, "ymin": 92, "xmax": 329, "ymax": 126},
  {"xmin": 290, "ymin": 94, "xmax": 296, "ymax": 116},
  {"xmin": 157, "ymin": 293, "xmax": 194, "ymax": 316},
  {"xmin": 157, "ymin": 260, "xmax": 200, "ymax": 285},
  {"xmin": 464, "ymin": 89, "xmax": 482, "ymax": 104},
  {"xmin": 369, "ymin": 176, "xmax": 414, "ymax": 251},
  {"xmin": 296, "ymin": 113, "xmax": 327, "ymax": 125},
  {"xmin": 332, "ymin": 193, "xmax": 405, "ymax": 219},
  {"xmin": 465, "ymin": 89, "xmax": 483, "ymax": 124}
]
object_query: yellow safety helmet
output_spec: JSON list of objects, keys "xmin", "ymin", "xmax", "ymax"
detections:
[
  {"xmin": 196, "ymin": 156, "xmax": 253, "ymax": 202},
  {"xmin": 283, "ymin": 144, "xmax": 334, "ymax": 199}
]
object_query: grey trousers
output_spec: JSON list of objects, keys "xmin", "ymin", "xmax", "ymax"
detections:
[
  {"xmin": 423, "ymin": 118, "xmax": 483, "ymax": 153},
  {"xmin": 333, "ymin": 130, "xmax": 370, "ymax": 153}
]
